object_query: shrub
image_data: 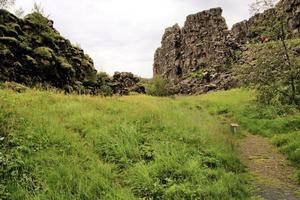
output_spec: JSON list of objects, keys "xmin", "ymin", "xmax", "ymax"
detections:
[
  {"xmin": 146, "ymin": 76, "xmax": 175, "ymax": 96},
  {"xmin": 234, "ymin": 39, "xmax": 300, "ymax": 107}
]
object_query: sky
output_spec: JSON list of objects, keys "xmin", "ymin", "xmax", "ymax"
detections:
[{"xmin": 12, "ymin": 0, "xmax": 255, "ymax": 78}]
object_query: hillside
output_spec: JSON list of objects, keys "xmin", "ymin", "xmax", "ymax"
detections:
[{"xmin": 1, "ymin": 88, "xmax": 300, "ymax": 199}]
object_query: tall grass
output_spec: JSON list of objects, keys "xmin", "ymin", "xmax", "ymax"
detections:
[
  {"xmin": 195, "ymin": 89, "xmax": 300, "ymax": 182},
  {"xmin": 0, "ymin": 89, "xmax": 252, "ymax": 199}
]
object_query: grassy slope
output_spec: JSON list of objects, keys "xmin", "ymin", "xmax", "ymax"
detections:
[{"xmin": 0, "ymin": 89, "xmax": 251, "ymax": 200}]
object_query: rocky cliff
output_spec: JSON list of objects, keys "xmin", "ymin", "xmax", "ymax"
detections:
[
  {"xmin": 154, "ymin": 8, "xmax": 237, "ymax": 94},
  {"xmin": 0, "ymin": 9, "xmax": 98, "ymax": 91},
  {"xmin": 153, "ymin": 0, "xmax": 300, "ymax": 95},
  {"xmin": 0, "ymin": 9, "xmax": 144, "ymax": 95},
  {"xmin": 284, "ymin": 0, "xmax": 300, "ymax": 37},
  {"xmin": 231, "ymin": 0, "xmax": 300, "ymax": 44}
]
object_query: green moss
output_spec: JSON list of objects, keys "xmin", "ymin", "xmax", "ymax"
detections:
[
  {"xmin": 0, "ymin": 45, "xmax": 12, "ymax": 56},
  {"xmin": 0, "ymin": 24, "xmax": 8, "ymax": 35},
  {"xmin": 57, "ymin": 56, "xmax": 73, "ymax": 69},
  {"xmin": 8, "ymin": 23, "xmax": 22, "ymax": 34},
  {"xmin": 0, "ymin": 37, "xmax": 20, "ymax": 46},
  {"xmin": 24, "ymin": 12, "xmax": 49, "ymax": 27},
  {"xmin": 34, "ymin": 46, "xmax": 53, "ymax": 59},
  {"xmin": 24, "ymin": 55, "xmax": 37, "ymax": 65},
  {"xmin": 0, "ymin": 9, "xmax": 19, "ymax": 24}
]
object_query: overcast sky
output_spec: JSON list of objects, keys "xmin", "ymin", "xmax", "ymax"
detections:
[{"xmin": 13, "ymin": 0, "xmax": 255, "ymax": 78}]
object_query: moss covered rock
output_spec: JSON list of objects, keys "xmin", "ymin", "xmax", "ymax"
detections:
[
  {"xmin": 0, "ymin": 9, "xmax": 145, "ymax": 96},
  {"xmin": 0, "ymin": 9, "xmax": 98, "ymax": 92},
  {"xmin": 34, "ymin": 46, "xmax": 53, "ymax": 59}
]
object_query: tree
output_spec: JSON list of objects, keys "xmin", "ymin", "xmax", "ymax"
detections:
[
  {"xmin": 0, "ymin": 0, "xmax": 15, "ymax": 9},
  {"xmin": 249, "ymin": 0, "xmax": 277, "ymax": 15},
  {"xmin": 236, "ymin": 42, "xmax": 300, "ymax": 106},
  {"xmin": 146, "ymin": 76, "xmax": 175, "ymax": 96}
]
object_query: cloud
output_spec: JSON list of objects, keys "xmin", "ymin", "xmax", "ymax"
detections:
[{"xmin": 14, "ymin": 0, "xmax": 254, "ymax": 78}]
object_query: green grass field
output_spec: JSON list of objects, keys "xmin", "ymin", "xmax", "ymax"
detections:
[{"xmin": 0, "ymin": 88, "xmax": 299, "ymax": 199}]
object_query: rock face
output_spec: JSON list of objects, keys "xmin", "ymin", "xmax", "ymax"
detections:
[
  {"xmin": 153, "ymin": 8, "xmax": 236, "ymax": 94},
  {"xmin": 231, "ymin": 0, "xmax": 300, "ymax": 43},
  {"xmin": 284, "ymin": 0, "xmax": 300, "ymax": 37},
  {"xmin": 231, "ymin": 8, "xmax": 278, "ymax": 44},
  {"xmin": 154, "ymin": 24, "xmax": 182, "ymax": 80},
  {"xmin": 0, "ymin": 10, "xmax": 143, "ymax": 95},
  {"xmin": 0, "ymin": 10, "xmax": 97, "ymax": 90},
  {"xmin": 111, "ymin": 72, "xmax": 145, "ymax": 95},
  {"xmin": 154, "ymin": 1, "xmax": 300, "ymax": 95}
]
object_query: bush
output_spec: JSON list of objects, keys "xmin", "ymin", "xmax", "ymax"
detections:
[
  {"xmin": 146, "ymin": 76, "xmax": 175, "ymax": 96},
  {"xmin": 234, "ymin": 39, "xmax": 300, "ymax": 107}
]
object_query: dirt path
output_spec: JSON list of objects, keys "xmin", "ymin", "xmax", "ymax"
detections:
[{"xmin": 238, "ymin": 134, "xmax": 300, "ymax": 200}]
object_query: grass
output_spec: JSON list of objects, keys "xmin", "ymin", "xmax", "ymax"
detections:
[
  {"xmin": 0, "ymin": 88, "xmax": 253, "ymax": 200},
  {"xmin": 193, "ymin": 89, "xmax": 300, "ymax": 182},
  {"xmin": 1, "ymin": 88, "xmax": 299, "ymax": 199}
]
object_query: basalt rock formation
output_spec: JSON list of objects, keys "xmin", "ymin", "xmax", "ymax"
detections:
[
  {"xmin": 154, "ymin": 1, "xmax": 300, "ymax": 95},
  {"xmin": 0, "ymin": 9, "xmax": 98, "ymax": 91},
  {"xmin": 284, "ymin": 0, "xmax": 300, "ymax": 37},
  {"xmin": 0, "ymin": 9, "xmax": 143, "ymax": 95},
  {"xmin": 154, "ymin": 8, "xmax": 237, "ymax": 94},
  {"xmin": 110, "ymin": 72, "xmax": 145, "ymax": 95},
  {"xmin": 231, "ymin": 0, "xmax": 300, "ymax": 44}
]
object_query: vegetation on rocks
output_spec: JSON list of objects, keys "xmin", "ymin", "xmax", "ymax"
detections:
[{"xmin": 0, "ymin": 9, "xmax": 144, "ymax": 96}]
